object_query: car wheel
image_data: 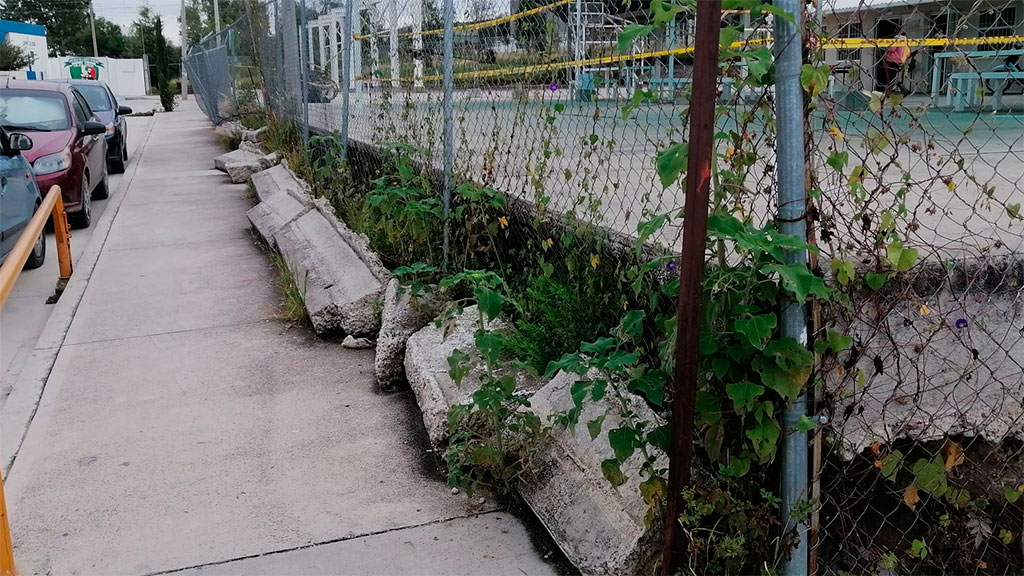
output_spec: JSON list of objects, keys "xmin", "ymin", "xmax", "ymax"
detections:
[
  {"xmin": 24, "ymin": 225, "xmax": 46, "ymax": 270},
  {"xmin": 70, "ymin": 173, "xmax": 92, "ymax": 229},
  {"xmin": 110, "ymin": 136, "xmax": 127, "ymax": 174},
  {"xmin": 93, "ymin": 169, "xmax": 110, "ymax": 200}
]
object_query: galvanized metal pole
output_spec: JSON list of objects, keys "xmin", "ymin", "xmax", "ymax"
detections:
[
  {"xmin": 89, "ymin": 0, "xmax": 99, "ymax": 57},
  {"xmin": 181, "ymin": 0, "xmax": 189, "ymax": 99},
  {"xmin": 214, "ymin": 0, "xmax": 222, "ymax": 44},
  {"xmin": 662, "ymin": 0, "xmax": 722, "ymax": 573},
  {"xmin": 441, "ymin": 0, "xmax": 455, "ymax": 268},
  {"xmin": 341, "ymin": 0, "xmax": 354, "ymax": 150},
  {"xmin": 300, "ymin": 0, "xmax": 310, "ymax": 148},
  {"xmin": 773, "ymin": 0, "xmax": 810, "ymax": 573}
]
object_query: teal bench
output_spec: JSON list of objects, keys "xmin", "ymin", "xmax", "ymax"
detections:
[{"xmin": 946, "ymin": 70, "xmax": 1024, "ymax": 112}]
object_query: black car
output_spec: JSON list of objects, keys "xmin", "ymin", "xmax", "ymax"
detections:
[{"xmin": 51, "ymin": 79, "xmax": 133, "ymax": 173}]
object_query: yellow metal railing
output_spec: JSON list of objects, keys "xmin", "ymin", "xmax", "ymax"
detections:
[{"xmin": 0, "ymin": 184, "xmax": 73, "ymax": 576}]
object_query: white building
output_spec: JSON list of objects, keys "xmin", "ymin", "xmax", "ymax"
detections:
[{"xmin": 1, "ymin": 18, "xmax": 50, "ymax": 79}]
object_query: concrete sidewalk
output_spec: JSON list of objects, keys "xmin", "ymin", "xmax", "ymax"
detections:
[{"xmin": 2, "ymin": 102, "xmax": 565, "ymax": 575}]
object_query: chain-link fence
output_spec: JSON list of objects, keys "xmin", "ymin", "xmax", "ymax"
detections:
[{"xmin": 187, "ymin": 0, "xmax": 1024, "ymax": 572}]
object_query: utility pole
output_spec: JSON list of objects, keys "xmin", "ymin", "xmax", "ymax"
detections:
[
  {"xmin": 180, "ymin": 0, "xmax": 188, "ymax": 99},
  {"xmin": 214, "ymin": 0, "xmax": 222, "ymax": 45},
  {"xmin": 89, "ymin": 0, "xmax": 99, "ymax": 57}
]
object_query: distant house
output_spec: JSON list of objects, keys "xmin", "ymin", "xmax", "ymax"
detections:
[
  {"xmin": 0, "ymin": 18, "xmax": 49, "ymax": 79},
  {"xmin": 821, "ymin": 0, "xmax": 1023, "ymax": 91}
]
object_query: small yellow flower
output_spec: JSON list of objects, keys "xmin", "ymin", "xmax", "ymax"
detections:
[
  {"xmin": 590, "ymin": 255, "xmax": 600, "ymax": 269},
  {"xmin": 725, "ymin": 146, "xmax": 735, "ymax": 158},
  {"xmin": 497, "ymin": 216, "xmax": 508, "ymax": 229},
  {"xmin": 545, "ymin": 237, "xmax": 554, "ymax": 248},
  {"xmin": 919, "ymin": 304, "xmax": 932, "ymax": 316},
  {"xmin": 829, "ymin": 125, "xmax": 845, "ymax": 141},
  {"xmin": 947, "ymin": 180, "xmax": 956, "ymax": 192}
]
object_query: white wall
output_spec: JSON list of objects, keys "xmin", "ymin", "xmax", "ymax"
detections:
[
  {"xmin": 3, "ymin": 31, "xmax": 50, "ymax": 78},
  {"xmin": 46, "ymin": 57, "xmax": 148, "ymax": 98}
]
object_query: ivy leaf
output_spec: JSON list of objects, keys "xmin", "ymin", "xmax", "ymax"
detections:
[
  {"xmin": 725, "ymin": 381, "xmax": 765, "ymax": 413},
  {"xmin": 629, "ymin": 369, "xmax": 666, "ymax": 407},
  {"xmin": 800, "ymin": 64, "xmax": 829, "ymax": 99},
  {"xmin": 762, "ymin": 263, "xmax": 828, "ymax": 302},
  {"xmin": 911, "ymin": 456, "xmax": 949, "ymax": 497},
  {"xmin": 1007, "ymin": 203, "xmax": 1022, "ymax": 220},
  {"xmin": 601, "ymin": 458, "xmax": 627, "ymax": 486},
  {"xmin": 545, "ymin": 352, "xmax": 585, "ymax": 376},
  {"xmin": 447, "ymin": 349, "xmax": 472, "ymax": 388},
  {"xmin": 697, "ymin": 390, "xmax": 722, "ymax": 425},
  {"xmin": 720, "ymin": 454, "xmax": 751, "ymax": 478},
  {"xmin": 719, "ymin": 26, "xmax": 740, "ymax": 48},
  {"xmin": 1004, "ymin": 485, "xmax": 1023, "ymax": 503},
  {"xmin": 608, "ymin": 427, "xmax": 636, "ymax": 462},
  {"xmin": 864, "ymin": 128, "xmax": 890, "ymax": 155},
  {"xmin": 617, "ymin": 24, "xmax": 654, "ymax": 52},
  {"xmin": 826, "ymin": 151, "xmax": 848, "ymax": 173},
  {"xmin": 825, "ymin": 330, "xmax": 853, "ymax": 353},
  {"xmin": 879, "ymin": 450, "xmax": 904, "ymax": 481},
  {"xmin": 886, "ymin": 240, "xmax": 919, "ymax": 271},
  {"xmin": 656, "ymin": 142, "xmax": 688, "ymax": 188},
  {"xmin": 734, "ymin": 313, "xmax": 778, "ymax": 350},
  {"xmin": 646, "ymin": 424, "xmax": 671, "ymax": 453},
  {"xmin": 580, "ymin": 337, "xmax": 618, "ymax": 356},
  {"xmin": 865, "ymin": 271, "xmax": 889, "ymax": 291},
  {"xmin": 831, "ymin": 258, "xmax": 855, "ymax": 285},
  {"xmin": 639, "ymin": 476, "xmax": 667, "ymax": 507},
  {"xmin": 942, "ymin": 441, "xmax": 964, "ymax": 471},
  {"xmin": 746, "ymin": 414, "xmax": 781, "ymax": 462},
  {"xmin": 570, "ymin": 380, "xmax": 592, "ymax": 408},
  {"xmin": 618, "ymin": 310, "xmax": 646, "ymax": 340},
  {"xmin": 794, "ymin": 415, "xmax": 817, "ymax": 433},
  {"xmin": 590, "ymin": 379, "xmax": 609, "ymax": 401},
  {"xmin": 743, "ymin": 47, "xmax": 773, "ymax": 82},
  {"xmin": 474, "ymin": 287, "xmax": 505, "ymax": 321},
  {"xmin": 587, "ymin": 415, "xmax": 606, "ymax": 440}
]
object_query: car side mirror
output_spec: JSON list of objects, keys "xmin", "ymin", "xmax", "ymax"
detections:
[
  {"xmin": 7, "ymin": 133, "xmax": 33, "ymax": 154},
  {"xmin": 118, "ymin": 105, "xmax": 133, "ymax": 116},
  {"xmin": 81, "ymin": 121, "xmax": 106, "ymax": 136}
]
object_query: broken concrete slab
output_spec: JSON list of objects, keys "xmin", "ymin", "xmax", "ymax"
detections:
[
  {"xmin": 403, "ymin": 306, "xmax": 543, "ymax": 447},
  {"xmin": 238, "ymin": 140, "xmax": 263, "ymax": 154},
  {"xmin": 246, "ymin": 164, "xmax": 315, "ymax": 246},
  {"xmin": 518, "ymin": 370, "xmax": 667, "ymax": 576},
  {"xmin": 241, "ymin": 126, "xmax": 267, "ymax": 142},
  {"xmin": 214, "ymin": 148, "xmax": 262, "ymax": 172},
  {"xmin": 225, "ymin": 160, "xmax": 262, "ymax": 183},
  {"xmin": 273, "ymin": 208, "xmax": 387, "ymax": 336},
  {"xmin": 375, "ymin": 279, "xmax": 444, "ymax": 392},
  {"xmin": 259, "ymin": 152, "xmax": 281, "ymax": 169}
]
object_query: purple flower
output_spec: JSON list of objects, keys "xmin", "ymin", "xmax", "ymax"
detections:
[
  {"xmin": 549, "ymin": 81, "xmax": 559, "ymax": 91},
  {"xmin": 666, "ymin": 260, "xmax": 679, "ymax": 273},
  {"xmin": 955, "ymin": 318, "xmax": 968, "ymax": 329}
]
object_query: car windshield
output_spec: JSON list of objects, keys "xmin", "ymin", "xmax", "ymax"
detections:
[
  {"xmin": 0, "ymin": 90, "xmax": 71, "ymax": 132},
  {"xmin": 75, "ymin": 84, "xmax": 113, "ymax": 112}
]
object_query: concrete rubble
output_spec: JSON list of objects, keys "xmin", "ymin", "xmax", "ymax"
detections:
[
  {"xmin": 213, "ymin": 148, "xmax": 261, "ymax": 172},
  {"xmin": 518, "ymin": 370, "xmax": 666, "ymax": 576},
  {"xmin": 247, "ymin": 164, "xmax": 389, "ymax": 336},
  {"xmin": 375, "ymin": 279, "xmax": 443, "ymax": 392},
  {"xmin": 403, "ymin": 306, "xmax": 544, "ymax": 447}
]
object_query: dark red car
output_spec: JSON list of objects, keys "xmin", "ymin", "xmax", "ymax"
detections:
[{"xmin": 0, "ymin": 78, "xmax": 109, "ymax": 228}]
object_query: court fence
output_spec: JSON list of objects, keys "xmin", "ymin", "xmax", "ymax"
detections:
[{"xmin": 185, "ymin": 0, "xmax": 1024, "ymax": 572}]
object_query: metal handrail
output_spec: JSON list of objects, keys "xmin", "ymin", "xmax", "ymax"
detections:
[{"xmin": 0, "ymin": 184, "xmax": 74, "ymax": 576}]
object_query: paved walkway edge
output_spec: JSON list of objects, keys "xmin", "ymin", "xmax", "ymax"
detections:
[{"xmin": 1, "ymin": 115, "xmax": 159, "ymax": 476}]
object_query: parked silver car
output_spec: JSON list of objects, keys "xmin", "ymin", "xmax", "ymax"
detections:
[{"xmin": 0, "ymin": 127, "xmax": 45, "ymax": 269}]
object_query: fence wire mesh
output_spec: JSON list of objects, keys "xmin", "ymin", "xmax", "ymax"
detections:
[{"xmin": 187, "ymin": 0, "xmax": 1024, "ymax": 572}]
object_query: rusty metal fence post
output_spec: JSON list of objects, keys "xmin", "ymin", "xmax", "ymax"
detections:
[{"xmin": 662, "ymin": 1, "xmax": 723, "ymax": 573}]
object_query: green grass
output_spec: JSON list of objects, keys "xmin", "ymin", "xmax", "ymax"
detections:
[{"xmin": 268, "ymin": 249, "xmax": 308, "ymax": 327}]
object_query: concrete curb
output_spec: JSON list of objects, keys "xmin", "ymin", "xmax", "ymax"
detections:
[{"xmin": 1, "ymin": 114, "xmax": 160, "ymax": 477}]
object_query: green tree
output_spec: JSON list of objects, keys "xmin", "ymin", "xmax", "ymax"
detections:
[
  {"xmin": 182, "ymin": 0, "xmax": 247, "ymax": 48},
  {"xmin": 65, "ymin": 17, "xmax": 131, "ymax": 58},
  {"xmin": 2, "ymin": 0, "xmax": 90, "ymax": 56},
  {"xmin": 0, "ymin": 41, "xmax": 32, "ymax": 71},
  {"xmin": 151, "ymin": 15, "xmax": 176, "ymax": 111}
]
